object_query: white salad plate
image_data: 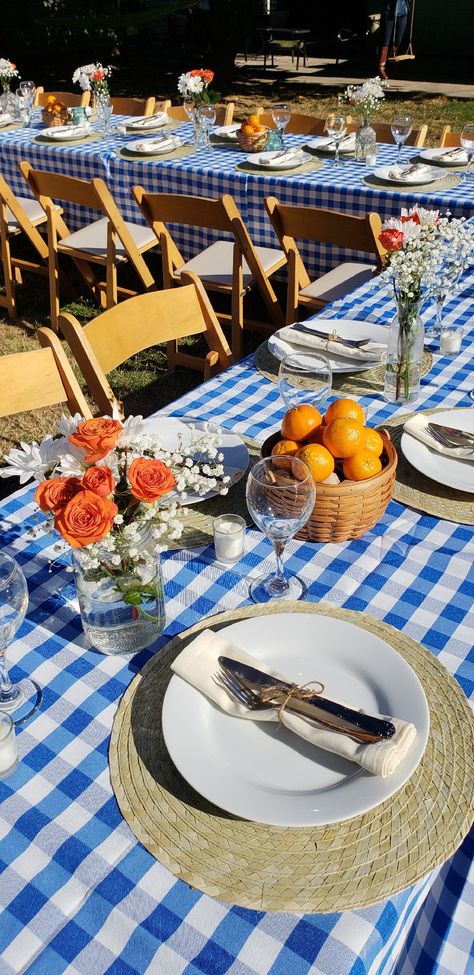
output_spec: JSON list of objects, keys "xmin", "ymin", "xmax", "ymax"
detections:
[
  {"xmin": 214, "ymin": 123, "xmax": 241, "ymax": 139},
  {"xmin": 162, "ymin": 613, "xmax": 429, "ymax": 827},
  {"xmin": 306, "ymin": 135, "xmax": 356, "ymax": 154},
  {"xmin": 401, "ymin": 408, "xmax": 474, "ymax": 494},
  {"xmin": 419, "ymin": 147, "xmax": 468, "ymax": 167},
  {"xmin": 125, "ymin": 113, "xmax": 169, "ymax": 131},
  {"xmin": 373, "ymin": 164, "xmax": 443, "ymax": 185},
  {"xmin": 40, "ymin": 124, "xmax": 90, "ymax": 141},
  {"xmin": 246, "ymin": 149, "xmax": 313, "ymax": 170},
  {"xmin": 142, "ymin": 416, "xmax": 249, "ymax": 503},
  {"xmin": 268, "ymin": 318, "xmax": 387, "ymax": 373}
]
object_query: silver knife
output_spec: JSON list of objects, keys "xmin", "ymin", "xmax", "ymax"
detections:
[
  {"xmin": 291, "ymin": 322, "xmax": 372, "ymax": 349},
  {"xmin": 218, "ymin": 656, "xmax": 396, "ymax": 740},
  {"xmin": 427, "ymin": 421, "xmax": 474, "ymax": 444}
]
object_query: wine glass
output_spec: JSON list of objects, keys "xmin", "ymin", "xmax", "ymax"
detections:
[
  {"xmin": 96, "ymin": 95, "xmax": 113, "ymax": 137},
  {"xmin": 19, "ymin": 80, "xmax": 35, "ymax": 108},
  {"xmin": 460, "ymin": 124, "xmax": 474, "ymax": 178},
  {"xmin": 0, "ymin": 553, "xmax": 42, "ymax": 723},
  {"xmin": 196, "ymin": 103, "xmax": 216, "ymax": 147},
  {"xmin": 278, "ymin": 352, "xmax": 332, "ymax": 412},
  {"xmin": 391, "ymin": 114, "xmax": 412, "ymax": 165},
  {"xmin": 326, "ymin": 115, "xmax": 346, "ymax": 167},
  {"xmin": 272, "ymin": 103, "xmax": 291, "ymax": 146},
  {"xmin": 246, "ymin": 456, "xmax": 316, "ymax": 602}
]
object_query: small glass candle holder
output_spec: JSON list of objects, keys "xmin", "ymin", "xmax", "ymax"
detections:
[
  {"xmin": 213, "ymin": 514, "xmax": 245, "ymax": 564},
  {"xmin": 0, "ymin": 711, "xmax": 18, "ymax": 779},
  {"xmin": 440, "ymin": 326, "xmax": 464, "ymax": 357}
]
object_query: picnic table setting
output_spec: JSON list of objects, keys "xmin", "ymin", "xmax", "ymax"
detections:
[{"xmin": 0, "ymin": 56, "xmax": 473, "ymax": 975}]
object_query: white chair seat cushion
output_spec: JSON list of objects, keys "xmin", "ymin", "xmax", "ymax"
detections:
[
  {"xmin": 59, "ymin": 217, "xmax": 156, "ymax": 261},
  {"xmin": 7, "ymin": 197, "xmax": 47, "ymax": 233},
  {"xmin": 300, "ymin": 262, "xmax": 375, "ymax": 304},
  {"xmin": 176, "ymin": 240, "xmax": 285, "ymax": 287}
]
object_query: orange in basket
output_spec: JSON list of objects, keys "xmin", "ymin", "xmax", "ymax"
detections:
[
  {"xmin": 322, "ymin": 418, "xmax": 365, "ymax": 458},
  {"xmin": 281, "ymin": 405, "xmax": 322, "ymax": 442},
  {"xmin": 342, "ymin": 450, "xmax": 383, "ymax": 481},
  {"xmin": 296, "ymin": 444, "xmax": 334, "ymax": 483}
]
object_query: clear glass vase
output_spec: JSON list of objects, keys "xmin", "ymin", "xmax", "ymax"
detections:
[
  {"xmin": 0, "ymin": 83, "xmax": 11, "ymax": 114},
  {"xmin": 355, "ymin": 119, "xmax": 376, "ymax": 162},
  {"xmin": 384, "ymin": 297, "xmax": 425, "ymax": 404},
  {"xmin": 73, "ymin": 545, "xmax": 165, "ymax": 655}
]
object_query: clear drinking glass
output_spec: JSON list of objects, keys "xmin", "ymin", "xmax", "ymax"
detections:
[
  {"xmin": 246, "ymin": 456, "xmax": 316, "ymax": 602},
  {"xmin": 183, "ymin": 96, "xmax": 196, "ymax": 121},
  {"xmin": 0, "ymin": 553, "xmax": 41, "ymax": 722},
  {"xmin": 96, "ymin": 95, "xmax": 113, "ymax": 137},
  {"xmin": 272, "ymin": 103, "xmax": 291, "ymax": 145},
  {"xmin": 326, "ymin": 115, "xmax": 347, "ymax": 167},
  {"xmin": 278, "ymin": 352, "xmax": 332, "ymax": 412},
  {"xmin": 196, "ymin": 103, "xmax": 216, "ymax": 147},
  {"xmin": 460, "ymin": 124, "xmax": 474, "ymax": 178},
  {"xmin": 391, "ymin": 114, "xmax": 412, "ymax": 165}
]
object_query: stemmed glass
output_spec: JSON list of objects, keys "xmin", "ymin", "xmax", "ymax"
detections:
[
  {"xmin": 246, "ymin": 456, "xmax": 316, "ymax": 602},
  {"xmin": 391, "ymin": 114, "xmax": 412, "ymax": 165},
  {"xmin": 19, "ymin": 80, "xmax": 35, "ymax": 106},
  {"xmin": 278, "ymin": 352, "xmax": 332, "ymax": 412},
  {"xmin": 326, "ymin": 115, "xmax": 346, "ymax": 167},
  {"xmin": 96, "ymin": 95, "xmax": 113, "ymax": 137},
  {"xmin": 196, "ymin": 103, "xmax": 216, "ymax": 147},
  {"xmin": 0, "ymin": 553, "xmax": 42, "ymax": 723},
  {"xmin": 272, "ymin": 103, "xmax": 291, "ymax": 146},
  {"xmin": 460, "ymin": 124, "xmax": 474, "ymax": 178}
]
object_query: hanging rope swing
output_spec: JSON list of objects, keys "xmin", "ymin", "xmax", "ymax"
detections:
[{"xmin": 388, "ymin": 0, "xmax": 416, "ymax": 61}]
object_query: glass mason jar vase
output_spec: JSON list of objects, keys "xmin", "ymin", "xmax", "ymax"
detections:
[
  {"xmin": 0, "ymin": 83, "xmax": 11, "ymax": 114},
  {"xmin": 355, "ymin": 120, "xmax": 376, "ymax": 162},
  {"xmin": 384, "ymin": 297, "xmax": 425, "ymax": 404},
  {"xmin": 73, "ymin": 545, "xmax": 165, "ymax": 655}
]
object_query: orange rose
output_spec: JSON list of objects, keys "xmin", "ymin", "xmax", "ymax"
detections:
[
  {"xmin": 55, "ymin": 490, "xmax": 118, "ymax": 548},
  {"xmin": 128, "ymin": 458, "xmax": 176, "ymax": 503},
  {"xmin": 92, "ymin": 69, "xmax": 105, "ymax": 82},
  {"xmin": 68, "ymin": 418, "xmax": 122, "ymax": 464},
  {"xmin": 35, "ymin": 477, "xmax": 83, "ymax": 514},
  {"xmin": 201, "ymin": 69, "xmax": 214, "ymax": 84},
  {"xmin": 82, "ymin": 466, "xmax": 115, "ymax": 497}
]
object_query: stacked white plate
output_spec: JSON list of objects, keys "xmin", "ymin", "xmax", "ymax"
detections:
[{"xmin": 401, "ymin": 408, "xmax": 474, "ymax": 493}]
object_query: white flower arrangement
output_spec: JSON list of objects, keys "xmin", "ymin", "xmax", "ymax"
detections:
[
  {"xmin": 340, "ymin": 76, "xmax": 386, "ymax": 124},
  {"xmin": 72, "ymin": 63, "xmax": 112, "ymax": 94},
  {"xmin": 0, "ymin": 58, "xmax": 19, "ymax": 88}
]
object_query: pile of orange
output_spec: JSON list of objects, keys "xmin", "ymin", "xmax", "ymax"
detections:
[
  {"xmin": 43, "ymin": 95, "xmax": 67, "ymax": 116},
  {"xmin": 240, "ymin": 114, "xmax": 267, "ymax": 136},
  {"xmin": 271, "ymin": 399, "xmax": 385, "ymax": 483}
]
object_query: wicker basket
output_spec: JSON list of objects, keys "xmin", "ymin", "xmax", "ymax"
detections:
[
  {"xmin": 261, "ymin": 429, "xmax": 398, "ymax": 543},
  {"xmin": 236, "ymin": 127, "xmax": 269, "ymax": 153},
  {"xmin": 41, "ymin": 107, "xmax": 70, "ymax": 127}
]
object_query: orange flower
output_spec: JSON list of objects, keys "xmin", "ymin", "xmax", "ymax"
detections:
[
  {"xmin": 35, "ymin": 477, "xmax": 83, "ymax": 514},
  {"xmin": 92, "ymin": 69, "xmax": 105, "ymax": 82},
  {"xmin": 68, "ymin": 418, "xmax": 122, "ymax": 464},
  {"xmin": 55, "ymin": 490, "xmax": 118, "ymax": 548},
  {"xmin": 201, "ymin": 69, "xmax": 214, "ymax": 84},
  {"xmin": 128, "ymin": 458, "xmax": 176, "ymax": 503},
  {"xmin": 82, "ymin": 466, "xmax": 115, "ymax": 497}
]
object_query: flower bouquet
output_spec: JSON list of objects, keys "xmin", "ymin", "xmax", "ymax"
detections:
[
  {"xmin": 1, "ymin": 414, "xmax": 230, "ymax": 654},
  {"xmin": 72, "ymin": 62, "xmax": 112, "ymax": 99},
  {"xmin": 177, "ymin": 68, "xmax": 219, "ymax": 106},
  {"xmin": 339, "ymin": 76, "xmax": 386, "ymax": 127},
  {"xmin": 0, "ymin": 58, "xmax": 19, "ymax": 112}
]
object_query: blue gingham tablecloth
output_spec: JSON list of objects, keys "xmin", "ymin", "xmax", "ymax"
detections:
[
  {"xmin": 1, "ymin": 266, "xmax": 473, "ymax": 975},
  {"xmin": 1, "ymin": 115, "xmax": 473, "ymax": 276}
]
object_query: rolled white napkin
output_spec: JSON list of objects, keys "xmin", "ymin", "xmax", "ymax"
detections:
[
  {"xmin": 0, "ymin": 113, "xmax": 13, "ymax": 127},
  {"xmin": 171, "ymin": 629, "xmax": 417, "ymax": 777},
  {"xmin": 403, "ymin": 414, "xmax": 474, "ymax": 460},
  {"xmin": 436, "ymin": 147, "xmax": 468, "ymax": 163},
  {"xmin": 259, "ymin": 148, "xmax": 306, "ymax": 167},
  {"xmin": 278, "ymin": 324, "xmax": 385, "ymax": 362},
  {"xmin": 133, "ymin": 136, "xmax": 182, "ymax": 153},
  {"xmin": 311, "ymin": 133, "xmax": 356, "ymax": 152},
  {"xmin": 43, "ymin": 124, "xmax": 90, "ymax": 140},
  {"xmin": 125, "ymin": 113, "xmax": 169, "ymax": 130},
  {"xmin": 388, "ymin": 163, "xmax": 431, "ymax": 182}
]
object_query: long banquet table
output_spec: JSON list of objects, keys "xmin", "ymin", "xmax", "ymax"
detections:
[
  {"xmin": 1, "ymin": 114, "xmax": 474, "ymax": 277},
  {"xmin": 0, "ymin": 265, "xmax": 473, "ymax": 974}
]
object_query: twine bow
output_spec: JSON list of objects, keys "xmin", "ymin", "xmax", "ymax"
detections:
[{"xmin": 258, "ymin": 680, "xmax": 325, "ymax": 723}]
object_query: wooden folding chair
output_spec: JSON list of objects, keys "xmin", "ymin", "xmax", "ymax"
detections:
[
  {"xmin": 0, "ymin": 330, "xmax": 91, "ymax": 419},
  {"xmin": 0, "ymin": 174, "xmax": 52, "ymax": 320},
  {"xmin": 265, "ymin": 197, "xmax": 385, "ymax": 325},
  {"xmin": 34, "ymin": 89, "xmax": 91, "ymax": 108},
  {"xmin": 110, "ymin": 96, "xmax": 155, "ymax": 117},
  {"xmin": 165, "ymin": 103, "xmax": 235, "ymax": 126},
  {"xmin": 256, "ymin": 110, "xmax": 352, "ymax": 136},
  {"xmin": 19, "ymin": 163, "xmax": 157, "ymax": 331},
  {"xmin": 132, "ymin": 188, "xmax": 286, "ymax": 360},
  {"xmin": 439, "ymin": 126, "xmax": 462, "ymax": 148},
  {"xmin": 53, "ymin": 272, "xmax": 233, "ymax": 416}
]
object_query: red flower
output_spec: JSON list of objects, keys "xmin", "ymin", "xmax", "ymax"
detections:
[
  {"xmin": 92, "ymin": 69, "xmax": 105, "ymax": 82},
  {"xmin": 201, "ymin": 69, "xmax": 214, "ymax": 84},
  {"xmin": 82, "ymin": 466, "xmax": 115, "ymax": 498},
  {"xmin": 35, "ymin": 477, "xmax": 83, "ymax": 514},
  {"xmin": 379, "ymin": 229, "xmax": 404, "ymax": 252}
]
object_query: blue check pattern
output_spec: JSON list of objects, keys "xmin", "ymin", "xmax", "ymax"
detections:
[
  {"xmin": 1, "ymin": 258, "xmax": 473, "ymax": 974},
  {"xmin": 1, "ymin": 115, "xmax": 473, "ymax": 275}
]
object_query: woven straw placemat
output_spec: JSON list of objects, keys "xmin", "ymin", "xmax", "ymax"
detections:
[
  {"xmin": 363, "ymin": 173, "xmax": 461, "ymax": 194},
  {"xmin": 253, "ymin": 340, "xmax": 433, "ymax": 396},
  {"xmin": 0, "ymin": 123, "xmax": 22, "ymax": 133},
  {"xmin": 33, "ymin": 133, "xmax": 103, "ymax": 147},
  {"xmin": 119, "ymin": 144, "xmax": 196, "ymax": 163},
  {"xmin": 109, "ymin": 601, "xmax": 474, "ymax": 914},
  {"xmin": 237, "ymin": 158, "xmax": 324, "ymax": 176},
  {"xmin": 384, "ymin": 409, "xmax": 474, "ymax": 524}
]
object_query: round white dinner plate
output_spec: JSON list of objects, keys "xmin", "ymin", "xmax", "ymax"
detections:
[
  {"xmin": 40, "ymin": 125, "xmax": 90, "ymax": 141},
  {"xmin": 268, "ymin": 318, "xmax": 387, "ymax": 373},
  {"xmin": 374, "ymin": 164, "xmax": 443, "ymax": 185},
  {"xmin": 125, "ymin": 137, "xmax": 181, "ymax": 155},
  {"xmin": 125, "ymin": 113, "xmax": 169, "ymax": 131},
  {"xmin": 419, "ymin": 147, "xmax": 468, "ymax": 167},
  {"xmin": 163, "ymin": 613, "xmax": 430, "ymax": 826},
  {"xmin": 306, "ymin": 135, "xmax": 356, "ymax": 154},
  {"xmin": 401, "ymin": 408, "xmax": 474, "ymax": 494},
  {"xmin": 142, "ymin": 416, "xmax": 249, "ymax": 503},
  {"xmin": 214, "ymin": 123, "xmax": 240, "ymax": 139},
  {"xmin": 246, "ymin": 149, "xmax": 313, "ymax": 170}
]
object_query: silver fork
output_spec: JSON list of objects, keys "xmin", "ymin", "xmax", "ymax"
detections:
[
  {"xmin": 214, "ymin": 670, "xmax": 382, "ymax": 744},
  {"xmin": 427, "ymin": 423, "xmax": 474, "ymax": 449}
]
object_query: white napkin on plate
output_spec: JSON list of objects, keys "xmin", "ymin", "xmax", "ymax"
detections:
[
  {"xmin": 0, "ymin": 113, "xmax": 13, "ymax": 127},
  {"xmin": 278, "ymin": 324, "xmax": 385, "ymax": 362},
  {"xmin": 435, "ymin": 147, "xmax": 468, "ymax": 162},
  {"xmin": 171, "ymin": 629, "xmax": 417, "ymax": 777},
  {"xmin": 260, "ymin": 148, "xmax": 306, "ymax": 167},
  {"xmin": 126, "ymin": 113, "xmax": 169, "ymax": 130},
  {"xmin": 133, "ymin": 136, "xmax": 182, "ymax": 153},
  {"xmin": 403, "ymin": 414, "xmax": 474, "ymax": 460},
  {"xmin": 313, "ymin": 133, "xmax": 356, "ymax": 152},
  {"xmin": 43, "ymin": 124, "xmax": 90, "ymax": 140},
  {"xmin": 388, "ymin": 163, "xmax": 431, "ymax": 181}
]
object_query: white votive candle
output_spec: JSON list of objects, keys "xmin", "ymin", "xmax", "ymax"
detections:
[
  {"xmin": 440, "ymin": 329, "xmax": 462, "ymax": 356},
  {"xmin": 0, "ymin": 711, "xmax": 18, "ymax": 779},
  {"xmin": 213, "ymin": 514, "xmax": 246, "ymax": 564}
]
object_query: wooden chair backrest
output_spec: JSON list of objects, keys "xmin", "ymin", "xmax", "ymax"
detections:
[
  {"xmin": 256, "ymin": 111, "xmax": 352, "ymax": 136},
  {"xmin": 439, "ymin": 125, "xmax": 461, "ymax": 148},
  {"xmin": 34, "ymin": 89, "xmax": 91, "ymax": 108},
  {"xmin": 165, "ymin": 102, "xmax": 234, "ymax": 125},
  {"xmin": 58, "ymin": 273, "xmax": 232, "ymax": 413},
  {"xmin": 0, "ymin": 333, "xmax": 91, "ymax": 419},
  {"xmin": 0, "ymin": 174, "xmax": 48, "ymax": 259},
  {"xmin": 111, "ymin": 96, "xmax": 155, "ymax": 116},
  {"xmin": 154, "ymin": 99, "xmax": 172, "ymax": 113}
]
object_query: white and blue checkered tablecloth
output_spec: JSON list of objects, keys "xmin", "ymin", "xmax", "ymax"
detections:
[
  {"xmin": 1, "ymin": 115, "xmax": 473, "ymax": 276},
  {"xmin": 1, "ymin": 262, "xmax": 473, "ymax": 974}
]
